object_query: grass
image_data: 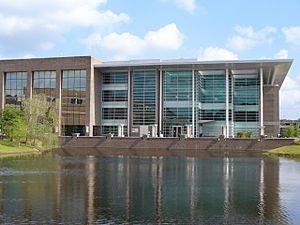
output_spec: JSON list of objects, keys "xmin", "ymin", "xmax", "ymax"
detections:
[
  {"xmin": 266, "ymin": 144, "xmax": 300, "ymax": 159},
  {"xmin": 0, "ymin": 139, "xmax": 37, "ymax": 153}
]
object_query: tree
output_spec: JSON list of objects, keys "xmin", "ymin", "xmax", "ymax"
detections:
[
  {"xmin": 283, "ymin": 124, "xmax": 299, "ymax": 138},
  {"xmin": 0, "ymin": 106, "xmax": 27, "ymax": 146},
  {"xmin": 23, "ymin": 95, "xmax": 59, "ymax": 149}
]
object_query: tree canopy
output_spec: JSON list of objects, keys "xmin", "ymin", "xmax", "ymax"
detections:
[{"xmin": 0, "ymin": 95, "xmax": 59, "ymax": 149}]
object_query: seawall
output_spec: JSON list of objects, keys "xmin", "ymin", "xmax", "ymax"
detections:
[{"xmin": 56, "ymin": 137, "xmax": 294, "ymax": 157}]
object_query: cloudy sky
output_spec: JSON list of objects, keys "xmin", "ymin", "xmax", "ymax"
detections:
[{"xmin": 0, "ymin": 0, "xmax": 300, "ymax": 119}]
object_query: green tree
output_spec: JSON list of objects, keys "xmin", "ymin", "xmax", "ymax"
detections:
[
  {"xmin": 283, "ymin": 124, "xmax": 298, "ymax": 138},
  {"xmin": 23, "ymin": 95, "xmax": 59, "ymax": 149},
  {"xmin": 294, "ymin": 125, "xmax": 300, "ymax": 137},
  {"xmin": 0, "ymin": 106, "xmax": 27, "ymax": 146}
]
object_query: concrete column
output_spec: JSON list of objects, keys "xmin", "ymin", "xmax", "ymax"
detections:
[
  {"xmin": 260, "ymin": 68, "xmax": 264, "ymax": 136},
  {"xmin": 159, "ymin": 68, "xmax": 163, "ymax": 136},
  {"xmin": 0, "ymin": 72, "xmax": 5, "ymax": 110},
  {"xmin": 26, "ymin": 70, "xmax": 33, "ymax": 99},
  {"xmin": 192, "ymin": 69, "xmax": 195, "ymax": 138},
  {"xmin": 127, "ymin": 69, "xmax": 131, "ymax": 136},
  {"xmin": 86, "ymin": 64, "xmax": 95, "ymax": 137},
  {"xmin": 94, "ymin": 69, "xmax": 101, "ymax": 126},
  {"xmin": 225, "ymin": 68, "xmax": 229, "ymax": 138},
  {"xmin": 55, "ymin": 69, "xmax": 62, "ymax": 136}
]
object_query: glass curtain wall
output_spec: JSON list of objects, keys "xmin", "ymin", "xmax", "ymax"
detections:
[
  {"xmin": 197, "ymin": 71, "xmax": 231, "ymax": 137},
  {"xmin": 132, "ymin": 70, "xmax": 157, "ymax": 126},
  {"xmin": 33, "ymin": 71, "xmax": 56, "ymax": 100},
  {"xmin": 5, "ymin": 72, "xmax": 27, "ymax": 108},
  {"xmin": 163, "ymin": 70, "xmax": 192, "ymax": 137},
  {"xmin": 233, "ymin": 73, "xmax": 260, "ymax": 136},
  {"xmin": 101, "ymin": 72, "xmax": 128, "ymax": 135},
  {"xmin": 61, "ymin": 70, "xmax": 86, "ymax": 136}
]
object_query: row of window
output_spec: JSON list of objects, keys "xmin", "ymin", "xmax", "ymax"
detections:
[
  {"xmin": 102, "ymin": 108, "xmax": 128, "ymax": 120},
  {"xmin": 132, "ymin": 71, "xmax": 157, "ymax": 125}
]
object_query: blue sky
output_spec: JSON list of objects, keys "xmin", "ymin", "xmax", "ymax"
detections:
[{"xmin": 0, "ymin": 0, "xmax": 300, "ymax": 119}]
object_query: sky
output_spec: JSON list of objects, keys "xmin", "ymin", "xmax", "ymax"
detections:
[{"xmin": 0, "ymin": 0, "xmax": 300, "ymax": 119}]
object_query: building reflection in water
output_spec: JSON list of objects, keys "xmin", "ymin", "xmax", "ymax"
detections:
[{"xmin": 0, "ymin": 155, "xmax": 290, "ymax": 224}]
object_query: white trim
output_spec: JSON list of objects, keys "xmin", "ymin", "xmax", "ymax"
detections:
[
  {"xmin": 192, "ymin": 69, "xmax": 195, "ymax": 137},
  {"xmin": 260, "ymin": 68, "xmax": 264, "ymax": 136},
  {"xmin": 225, "ymin": 69, "xmax": 229, "ymax": 138},
  {"xmin": 159, "ymin": 68, "xmax": 163, "ymax": 135},
  {"xmin": 127, "ymin": 69, "xmax": 131, "ymax": 136}
]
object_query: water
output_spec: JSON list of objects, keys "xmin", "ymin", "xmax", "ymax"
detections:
[{"xmin": 0, "ymin": 154, "xmax": 299, "ymax": 224}]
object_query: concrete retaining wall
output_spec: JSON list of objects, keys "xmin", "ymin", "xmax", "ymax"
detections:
[{"xmin": 56, "ymin": 136, "xmax": 294, "ymax": 157}]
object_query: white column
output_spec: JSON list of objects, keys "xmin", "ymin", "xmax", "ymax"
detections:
[
  {"xmin": 231, "ymin": 73, "xmax": 234, "ymax": 137},
  {"xmin": 260, "ymin": 68, "xmax": 264, "ymax": 136},
  {"xmin": 159, "ymin": 68, "xmax": 163, "ymax": 136},
  {"xmin": 127, "ymin": 69, "xmax": 131, "ymax": 136},
  {"xmin": 225, "ymin": 69, "xmax": 229, "ymax": 138},
  {"xmin": 192, "ymin": 69, "xmax": 195, "ymax": 138}
]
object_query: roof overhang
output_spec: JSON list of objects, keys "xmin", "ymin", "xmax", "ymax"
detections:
[{"xmin": 95, "ymin": 59, "xmax": 293, "ymax": 88}]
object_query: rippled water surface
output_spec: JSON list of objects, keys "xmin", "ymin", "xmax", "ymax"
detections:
[{"xmin": 0, "ymin": 154, "xmax": 299, "ymax": 224}]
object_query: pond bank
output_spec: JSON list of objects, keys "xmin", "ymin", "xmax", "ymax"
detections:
[
  {"xmin": 0, "ymin": 140, "xmax": 41, "ymax": 157},
  {"xmin": 265, "ymin": 145, "xmax": 300, "ymax": 159}
]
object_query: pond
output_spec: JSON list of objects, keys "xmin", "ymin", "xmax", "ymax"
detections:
[{"xmin": 0, "ymin": 154, "xmax": 299, "ymax": 224}]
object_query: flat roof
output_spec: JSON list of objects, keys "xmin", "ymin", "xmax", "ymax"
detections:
[
  {"xmin": 95, "ymin": 58, "xmax": 293, "ymax": 67},
  {"xmin": 95, "ymin": 58, "xmax": 293, "ymax": 88}
]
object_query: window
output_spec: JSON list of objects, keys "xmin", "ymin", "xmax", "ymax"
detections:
[
  {"xmin": 132, "ymin": 70, "xmax": 156, "ymax": 125},
  {"xmin": 5, "ymin": 72, "xmax": 27, "ymax": 107},
  {"xmin": 61, "ymin": 70, "xmax": 86, "ymax": 135},
  {"xmin": 33, "ymin": 71, "xmax": 56, "ymax": 100}
]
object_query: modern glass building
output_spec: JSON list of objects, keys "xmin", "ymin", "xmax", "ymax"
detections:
[{"xmin": 0, "ymin": 56, "xmax": 293, "ymax": 137}]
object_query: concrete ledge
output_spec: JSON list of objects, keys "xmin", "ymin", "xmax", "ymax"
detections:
[{"xmin": 57, "ymin": 137, "xmax": 295, "ymax": 157}]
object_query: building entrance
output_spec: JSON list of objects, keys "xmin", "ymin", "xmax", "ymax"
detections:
[{"xmin": 172, "ymin": 126, "xmax": 183, "ymax": 137}]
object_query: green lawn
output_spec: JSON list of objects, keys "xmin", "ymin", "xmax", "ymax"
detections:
[
  {"xmin": 266, "ymin": 144, "xmax": 300, "ymax": 159},
  {"xmin": 0, "ymin": 140, "xmax": 36, "ymax": 153}
]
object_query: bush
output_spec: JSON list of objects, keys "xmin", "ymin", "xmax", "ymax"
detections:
[
  {"xmin": 245, "ymin": 131, "xmax": 254, "ymax": 138},
  {"xmin": 236, "ymin": 131, "xmax": 245, "ymax": 138},
  {"xmin": 294, "ymin": 138, "xmax": 300, "ymax": 145}
]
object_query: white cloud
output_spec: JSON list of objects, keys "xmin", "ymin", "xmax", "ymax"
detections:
[
  {"xmin": 274, "ymin": 49, "xmax": 289, "ymax": 59},
  {"xmin": 198, "ymin": 47, "xmax": 238, "ymax": 61},
  {"xmin": 144, "ymin": 24, "xmax": 184, "ymax": 50},
  {"xmin": 227, "ymin": 25, "xmax": 277, "ymax": 51},
  {"xmin": 161, "ymin": 0, "xmax": 197, "ymax": 13},
  {"xmin": 280, "ymin": 75, "xmax": 300, "ymax": 119},
  {"xmin": 282, "ymin": 26, "xmax": 300, "ymax": 45},
  {"xmin": 83, "ymin": 23, "xmax": 184, "ymax": 59},
  {"xmin": 0, "ymin": 0, "xmax": 129, "ymax": 56}
]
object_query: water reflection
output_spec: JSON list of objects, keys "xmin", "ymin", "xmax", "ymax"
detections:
[{"xmin": 0, "ymin": 155, "xmax": 298, "ymax": 224}]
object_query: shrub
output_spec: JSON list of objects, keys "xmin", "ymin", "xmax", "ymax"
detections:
[
  {"xmin": 294, "ymin": 138, "xmax": 300, "ymax": 145},
  {"xmin": 245, "ymin": 131, "xmax": 254, "ymax": 138},
  {"xmin": 236, "ymin": 131, "xmax": 245, "ymax": 138}
]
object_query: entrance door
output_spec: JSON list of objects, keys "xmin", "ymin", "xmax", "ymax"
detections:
[{"xmin": 172, "ymin": 126, "xmax": 183, "ymax": 137}]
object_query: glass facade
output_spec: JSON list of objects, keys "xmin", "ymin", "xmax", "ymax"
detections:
[
  {"xmin": 233, "ymin": 74, "xmax": 260, "ymax": 135},
  {"xmin": 132, "ymin": 70, "xmax": 157, "ymax": 126},
  {"xmin": 163, "ymin": 70, "xmax": 193, "ymax": 137},
  {"xmin": 197, "ymin": 71, "xmax": 231, "ymax": 137},
  {"xmin": 33, "ymin": 71, "xmax": 56, "ymax": 100},
  {"xmin": 5, "ymin": 72, "xmax": 27, "ymax": 107},
  {"xmin": 61, "ymin": 70, "xmax": 86, "ymax": 136},
  {"xmin": 101, "ymin": 72, "xmax": 128, "ymax": 135}
]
